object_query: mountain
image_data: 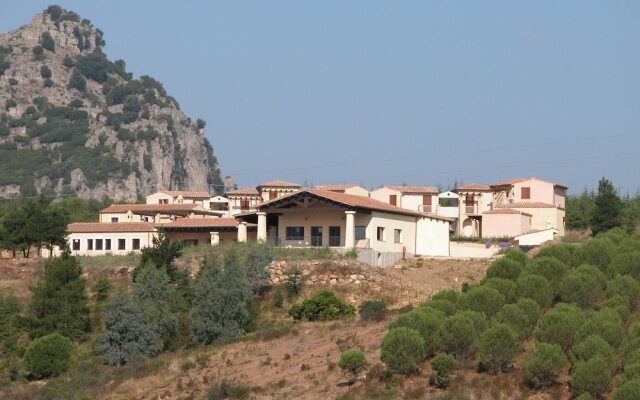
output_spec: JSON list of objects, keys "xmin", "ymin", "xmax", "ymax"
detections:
[{"xmin": 0, "ymin": 5, "xmax": 224, "ymax": 201}]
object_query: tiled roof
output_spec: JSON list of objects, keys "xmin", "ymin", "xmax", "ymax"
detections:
[
  {"xmin": 497, "ymin": 202, "xmax": 560, "ymax": 209},
  {"xmin": 100, "ymin": 204, "xmax": 204, "ymax": 214},
  {"xmin": 258, "ymin": 180, "xmax": 301, "ymax": 188},
  {"xmin": 484, "ymin": 209, "xmax": 532, "ymax": 216},
  {"xmin": 159, "ymin": 190, "xmax": 210, "ymax": 199},
  {"xmin": 68, "ymin": 222, "xmax": 156, "ymax": 233},
  {"xmin": 455, "ymin": 183, "xmax": 491, "ymax": 191},
  {"xmin": 316, "ymin": 184, "xmax": 363, "ymax": 191},
  {"xmin": 226, "ymin": 187, "xmax": 260, "ymax": 196},
  {"xmin": 384, "ymin": 185, "xmax": 439, "ymax": 194},
  {"xmin": 158, "ymin": 217, "xmax": 253, "ymax": 229},
  {"xmin": 490, "ymin": 178, "xmax": 527, "ymax": 187}
]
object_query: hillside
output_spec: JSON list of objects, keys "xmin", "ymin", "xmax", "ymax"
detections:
[{"xmin": 0, "ymin": 5, "xmax": 223, "ymax": 201}]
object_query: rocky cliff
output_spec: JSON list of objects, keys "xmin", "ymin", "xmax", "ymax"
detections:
[{"xmin": 0, "ymin": 6, "xmax": 224, "ymax": 201}]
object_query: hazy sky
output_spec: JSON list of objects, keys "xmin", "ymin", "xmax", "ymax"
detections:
[{"xmin": 1, "ymin": 1, "xmax": 638, "ymax": 194}]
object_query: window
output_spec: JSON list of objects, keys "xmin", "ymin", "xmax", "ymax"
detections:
[
  {"xmin": 422, "ymin": 195, "xmax": 432, "ymax": 212},
  {"xmin": 105, "ymin": 239, "xmax": 111, "ymax": 251},
  {"xmin": 389, "ymin": 195, "xmax": 397, "ymax": 206},
  {"xmin": 95, "ymin": 239, "xmax": 103, "ymax": 251},
  {"xmin": 132, "ymin": 238, "xmax": 141, "ymax": 250},
  {"xmin": 159, "ymin": 199, "xmax": 168, "ymax": 204},
  {"xmin": 111, "ymin": 217, "xmax": 119, "ymax": 223},
  {"xmin": 329, "ymin": 226, "xmax": 341, "ymax": 246},
  {"xmin": 269, "ymin": 191, "xmax": 277, "ymax": 200},
  {"xmin": 118, "ymin": 239, "xmax": 126, "ymax": 250},
  {"xmin": 394, "ymin": 229, "xmax": 402, "ymax": 244},
  {"xmin": 521, "ymin": 187, "xmax": 531, "ymax": 199},
  {"xmin": 240, "ymin": 199, "xmax": 250, "ymax": 210},
  {"xmin": 286, "ymin": 227, "xmax": 304, "ymax": 241},
  {"xmin": 182, "ymin": 239, "xmax": 199, "ymax": 246},
  {"xmin": 377, "ymin": 227, "xmax": 385, "ymax": 241},
  {"xmin": 72, "ymin": 239, "xmax": 80, "ymax": 251},
  {"xmin": 87, "ymin": 239, "xmax": 93, "ymax": 251},
  {"xmin": 355, "ymin": 226, "xmax": 366, "ymax": 240}
]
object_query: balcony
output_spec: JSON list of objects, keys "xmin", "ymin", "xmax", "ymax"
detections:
[
  {"xmin": 465, "ymin": 205, "xmax": 480, "ymax": 215},
  {"xmin": 419, "ymin": 204, "xmax": 433, "ymax": 213}
]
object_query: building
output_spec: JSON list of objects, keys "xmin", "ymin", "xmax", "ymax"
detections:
[
  {"xmin": 256, "ymin": 180, "xmax": 302, "ymax": 202},
  {"xmin": 98, "ymin": 203, "xmax": 223, "ymax": 223},
  {"xmin": 315, "ymin": 184, "xmax": 370, "ymax": 197},
  {"xmin": 145, "ymin": 190, "xmax": 212, "ymax": 208},
  {"xmin": 226, "ymin": 187, "xmax": 262, "ymax": 216},
  {"xmin": 370, "ymin": 185, "xmax": 440, "ymax": 214},
  {"xmin": 236, "ymin": 189, "xmax": 451, "ymax": 258},
  {"xmin": 68, "ymin": 222, "xmax": 156, "ymax": 255}
]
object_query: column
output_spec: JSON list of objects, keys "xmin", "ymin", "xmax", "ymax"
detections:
[
  {"xmin": 237, "ymin": 222, "xmax": 248, "ymax": 243},
  {"xmin": 257, "ymin": 212, "xmax": 267, "ymax": 243},
  {"xmin": 210, "ymin": 232, "xmax": 220, "ymax": 246},
  {"xmin": 345, "ymin": 210, "xmax": 356, "ymax": 248},
  {"xmin": 155, "ymin": 213, "xmax": 161, "ymax": 223}
]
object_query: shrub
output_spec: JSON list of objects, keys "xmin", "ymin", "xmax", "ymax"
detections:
[
  {"xmin": 24, "ymin": 333, "xmax": 73, "ymax": 379},
  {"xmin": 622, "ymin": 338, "xmax": 640, "ymax": 367},
  {"xmin": 68, "ymin": 68, "xmax": 86, "ymax": 91},
  {"xmin": 95, "ymin": 294, "xmax": 160, "ymax": 365},
  {"xmin": 338, "ymin": 350, "xmax": 367, "ymax": 378},
  {"xmin": 359, "ymin": 300, "xmax": 387, "ymax": 322},
  {"xmin": 457, "ymin": 285, "xmax": 505, "ymax": 317},
  {"xmin": 576, "ymin": 309, "xmax": 624, "ymax": 349},
  {"xmin": 534, "ymin": 243, "xmax": 575, "ymax": 265},
  {"xmin": 620, "ymin": 365, "xmax": 640, "ymax": 386},
  {"xmin": 515, "ymin": 297, "xmax": 541, "ymax": 327},
  {"xmin": 611, "ymin": 252, "xmax": 640, "ymax": 280},
  {"xmin": 534, "ymin": 304, "xmax": 583, "ymax": 352},
  {"xmin": 390, "ymin": 308, "xmax": 443, "ymax": 355},
  {"xmin": 515, "ymin": 274, "xmax": 553, "ymax": 308},
  {"xmin": 244, "ymin": 244, "xmax": 273, "ymax": 298},
  {"xmin": 485, "ymin": 257, "xmax": 522, "ymax": 281},
  {"xmin": 608, "ymin": 275, "xmax": 640, "ymax": 308},
  {"xmin": 494, "ymin": 304, "xmax": 532, "ymax": 339},
  {"xmin": 62, "ymin": 55, "xmax": 74, "ymax": 68},
  {"xmin": 40, "ymin": 65, "xmax": 52, "ymax": 79},
  {"xmin": 430, "ymin": 353, "xmax": 457, "ymax": 388},
  {"xmin": 43, "ymin": 78, "xmax": 53, "ymax": 88},
  {"xmin": 573, "ymin": 239, "xmax": 615, "ymax": 276},
  {"xmin": 437, "ymin": 311, "xmax": 487, "ymax": 361},
  {"xmin": 284, "ymin": 267, "xmax": 302, "ymax": 298},
  {"xmin": 288, "ymin": 291, "xmax": 355, "ymax": 321},
  {"xmin": 522, "ymin": 343, "xmax": 566, "ymax": 388},
  {"xmin": 40, "ymin": 32, "xmax": 55, "ymax": 52},
  {"xmin": 93, "ymin": 275, "xmax": 111, "ymax": 301},
  {"xmin": 380, "ymin": 327, "xmax": 426, "ymax": 375},
  {"xmin": 431, "ymin": 289, "xmax": 459, "ymax": 304},
  {"xmin": 5, "ymin": 98, "xmax": 16, "ymax": 110},
  {"xmin": 476, "ymin": 323, "xmax": 520, "ymax": 372},
  {"xmin": 613, "ymin": 379, "xmax": 640, "ymax": 400},
  {"xmin": 572, "ymin": 335, "xmax": 616, "ymax": 371},
  {"xmin": 75, "ymin": 53, "xmax": 111, "ymax": 82},
  {"xmin": 502, "ymin": 248, "xmax": 528, "ymax": 266},
  {"xmin": 559, "ymin": 264, "xmax": 606, "ymax": 309},
  {"xmin": 207, "ymin": 381, "xmax": 252, "ymax": 400},
  {"xmin": 602, "ymin": 295, "xmax": 631, "ymax": 323},
  {"xmin": 481, "ymin": 278, "xmax": 516, "ymax": 303},
  {"xmin": 421, "ymin": 299, "xmax": 457, "ymax": 316},
  {"xmin": 570, "ymin": 356, "xmax": 612, "ymax": 398},
  {"xmin": 522, "ymin": 256, "xmax": 569, "ymax": 297}
]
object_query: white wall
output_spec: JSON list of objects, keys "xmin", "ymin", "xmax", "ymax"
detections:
[
  {"xmin": 68, "ymin": 231, "xmax": 157, "ymax": 256},
  {"xmin": 146, "ymin": 192, "xmax": 174, "ymax": 205},
  {"xmin": 515, "ymin": 228, "xmax": 558, "ymax": 246},
  {"xmin": 416, "ymin": 217, "xmax": 450, "ymax": 256},
  {"xmin": 366, "ymin": 211, "xmax": 417, "ymax": 253}
]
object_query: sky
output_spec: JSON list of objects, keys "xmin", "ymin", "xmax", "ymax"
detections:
[{"xmin": 1, "ymin": 1, "xmax": 638, "ymax": 194}]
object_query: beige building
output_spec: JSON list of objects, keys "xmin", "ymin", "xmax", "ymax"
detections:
[
  {"xmin": 99, "ymin": 204, "xmax": 222, "ymax": 223},
  {"xmin": 68, "ymin": 222, "xmax": 156, "ymax": 256},
  {"xmin": 315, "ymin": 184, "xmax": 370, "ymax": 197},
  {"xmin": 226, "ymin": 187, "xmax": 262, "ymax": 216},
  {"xmin": 370, "ymin": 185, "xmax": 439, "ymax": 214},
  {"xmin": 145, "ymin": 190, "xmax": 212, "ymax": 208},
  {"xmin": 158, "ymin": 218, "xmax": 257, "ymax": 246},
  {"xmin": 257, "ymin": 180, "xmax": 301, "ymax": 202}
]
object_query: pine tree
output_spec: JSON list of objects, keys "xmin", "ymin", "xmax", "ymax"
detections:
[{"xmin": 591, "ymin": 177, "xmax": 623, "ymax": 237}]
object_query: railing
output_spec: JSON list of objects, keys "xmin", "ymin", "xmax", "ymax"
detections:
[
  {"xmin": 419, "ymin": 205, "xmax": 433, "ymax": 213},
  {"xmin": 465, "ymin": 205, "xmax": 477, "ymax": 214},
  {"xmin": 267, "ymin": 236, "xmax": 348, "ymax": 248}
]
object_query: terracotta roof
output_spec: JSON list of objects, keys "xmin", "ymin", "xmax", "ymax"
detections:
[
  {"xmin": 226, "ymin": 187, "xmax": 260, "ymax": 196},
  {"xmin": 68, "ymin": 222, "xmax": 156, "ymax": 233},
  {"xmin": 383, "ymin": 185, "xmax": 439, "ymax": 194},
  {"xmin": 316, "ymin": 184, "xmax": 364, "ymax": 191},
  {"xmin": 100, "ymin": 204, "xmax": 204, "ymax": 214},
  {"xmin": 159, "ymin": 190, "xmax": 210, "ymax": 199},
  {"xmin": 455, "ymin": 183, "xmax": 491, "ymax": 191},
  {"xmin": 497, "ymin": 202, "xmax": 560, "ymax": 209},
  {"xmin": 158, "ymin": 217, "xmax": 254, "ymax": 229},
  {"xmin": 490, "ymin": 178, "xmax": 527, "ymax": 187},
  {"xmin": 484, "ymin": 209, "xmax": 532, "ymax": 216},
  {"xmin": 257, "ymin": 180, "xmax": 301, "ymax": 188}
]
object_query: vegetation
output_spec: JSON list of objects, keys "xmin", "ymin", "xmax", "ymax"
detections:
[
  {"xmin": 430, "ymin": 353, "xmax": 457, "ymax": 388},
  {"xmin": 522, "ymin": 343, "xmax": 566, "ymax": 388},
  {"xmin": 288, "ymin": 290, "xmax": 356, "ymax": 321},
  {"xmin": 380, "ymin": 327, "xmax": 426, "ymax": 375},
  {"xmin": 338, "ymin": 350, "xmax": 367, "ymax": 380},
  {"xmin": 24, "ymin": 333, "xmax": 72, "ymax": 379},
  {"xmin": 476, "ymin": 323, "xmax": 520, "ymax": 372},
  {"xmin": 359, "ymin": 300, "xmax": 387, "ymax": 321},
  {"xmin": 40, "ymin": 32, "xmax": 55, "ymax": 52}
]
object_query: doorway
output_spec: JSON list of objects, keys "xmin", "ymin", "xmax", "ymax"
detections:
[{"xmin": 311, "ymin": 226, "xmax": 323, "ymax": 247}]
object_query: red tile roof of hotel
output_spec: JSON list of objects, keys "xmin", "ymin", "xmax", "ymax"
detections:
[
  {"xmin": 455, "ymin": 183, "xmax": 492, "ymax": 191},
  {"xmin": 316, "ymin": 184, "xmax": 364, "ymax": 191},
  {"xmin": 68, "ymin": 222, "xmax": 156, "ymax": 233},
  {"xmin": 257, "ymin": 180, "xmax": 301, "ymax": 188},
  {"xmin": 157, "ymin": 217, "xmax": 254, "ymax": 229},
  {"xmin": 159, "ymin": 190, "xmax": 210, "ymax": 199},
  {"xmin": 226, "ymin": 187, "xmax": 260, "ymax": 196},
  {"xmin": 497, "ymin": 202, "xmax": 561, "ymax": 209},
  {"xmin": 100, "ymin": 204, "xmax": 205, "ymax": 214},
  {"xmin": 490, "ymin": 178, "xmax": 527, "ymax": 187},
  {"xmin": 384, "ymin": 185, "xmax": 439, "ymax": 194},
  {"xmin": 484, "ymin": 209, "xmax": 532, "ymax": 216}
]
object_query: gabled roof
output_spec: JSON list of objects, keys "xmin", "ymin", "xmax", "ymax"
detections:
[
  {"xmin": 490, "ymin": 178, "xmax": 527, "ymax": 187},
  {"xmin": 497, "ymin": 202, "xmax": 562, "ymax": 209},
  {"xmin": 455, "ymin": 183, "xmax": 491, "ymax": 191},
  {"xmin": 483, "ymin": 209, "xmax": 532, "ymax": 216},
  {"xmin": 382, "ymin": 185, "xmax": 439, "ymax": 195},
  {"xmin": 68, "ymin": 222, "xmax": 156, "ymax": 233},
  {"xmin": 316, "ymin": 184, "xmax": 365, "ymax": 191},
  {"xmin": 100, "ymin": 203, "xmax": 207, "ymax": 215},
  {"xmin": 158, "ymin": 217, "xmax": 254, "ymax": 229},
  {"xmin": 158, "ymin": 190, "xmax": 211, "ymax": 199},
  {"xmin": 226, "ymin": 187, "xmax": 260, "ymax": 196},
  {"xmin": 257, "ymin": 180, "xmax": 301, "ymax": 188}
]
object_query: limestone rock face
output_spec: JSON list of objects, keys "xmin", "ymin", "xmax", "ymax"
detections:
[{"xmin": 0, "ymin": 7, "xmax": 223, "ymax": 201}]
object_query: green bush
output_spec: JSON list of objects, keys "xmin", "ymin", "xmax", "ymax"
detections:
[
  {"xmin": 559, "ymin": 264, "xmax": 606, "ymax": 309},
  {"xmin": 68, "ymin": 68, "xmax": 86, "ymax": 91},
  {"xmin": 602, "ymin": 295, "xmax": 632, "ymax": 323},
  {"xmin": 494, "ymin": 303, "xmax": 532, "ymax": 339},
  {"xmin": 288, "ymin": 291, "xmax": 355, "ymax": 321},
  {"xmin": 5, "ymin": 99, "xmax": 16, "ymax": 110},
  {"xmin": 390, "ymin": 308, "xmax": 443, "ymax": 355},
  {"xmin": 613, "ymin": 379, "xmax": 640, "ymax": 400},
  {"xmin": 570, "ymin": 356, "xmax": 612, "ymax": 398},
  {"xmin": 522, "ymin": 256, "xmax": 569, "ymax": 297},
  {"xmin": 485, "ymin": 257, "xmax": 522, "ymax": 281},
  {"xmin": 380, "ymin": 327, "xmax": 426, "ymax": 375},
  {"xmin": 622, "ymin": 338, "xmax": 640, "ymax": 367},
  {"xmin": 43, "ymin": 78, "xmax": 53, "ymax": 88},
  {"xmin": 338, "ymin": 350, "xmax": 367, "ymax": 377},
  {"xmin": 207, "ymin": 381, "xmax": 252, "ymax": 400},
  {"xmin": 430, "ymin": 353, "xmax": 457, "ymax": 388},
  {"xmin": 611, "ymin": 252, "xmax": 640, "ymax": 280},
  {"xmin": 534, "ymin": 304, "xmax": 583, "ymax": 352},
  {"xmin": 502, "ymin": 248, "xmax": 528, "ymax": 266},
  {"xmin": 40, "ymin": 65, "xmax": 52, "ymax": 79},
  {"xmin": 75, "ymin": 53, "xmax": 112, "ymax": 82},
  {"xmin": 431, "ymin": 289, "xmax": 459, "ymax": 304},
  {"xmin": 515, "ymin": 274, "xmax": 553, "ymax": 308},
  {"xmin": 457, "ymin": 285, "xmax": 505, "ymax": 317},
  {"xmin": 476, "ymin": 323, "xmax": 520, "ymax": 372},
  {"xmin": 522, "ymin": 343, "xmax": 566, "ymax": 388},
  {"xmin": 515, "ymin": 297, "xmax": 541, "ymax": 327},
  {"xmin": 608, "ymin": 275, "xmax": 640, "ymax": 308},
  {"xmin": 62, "ymin": 54, "xmax": 74, "ymax": 68},
  {"xmin": 359, "ymin": 300, "xmax": 387, "ymax": 321},
  {"xmin": 534, "ymin": 243, "xmax": 575, "ymax": 265},
  {"xmin": 619, "ymin": 365, "xmax": 640, "ymax": 386},
  {"xmin": 572, "ymin": 335, "xmax": 616, "ymax": 372},
  {"xmin": 40, "ymin": 32, "xmax": 55, "ymax": 52},
  {"xmin": 421, "ymin": 299, "xmax": 457, "ymax": 316},
  {"xmin": 24, "ymin": 333, "xmax": 73, "ymax": 379},
  {"xmin": 437, "ymin": 311, "xmax": 487, "ymax": 360},
  {"xmin": 573, "ymin": 239, "xmax": 615, "ymax": 276},
  {"xmin": 482, "ymin": 278, "xmax": 516, "ymax": 303},
  {"xmin": 576, "ymin": 309, "xmax": 624, "ymax": 349}
]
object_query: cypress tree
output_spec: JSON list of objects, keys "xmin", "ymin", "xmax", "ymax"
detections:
[{"xmin": 591, "ymin": 177, "xmax": 623, "ymax": 236}]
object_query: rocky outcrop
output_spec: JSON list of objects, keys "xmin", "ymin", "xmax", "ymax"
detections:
[
  {"xmin": 268, "ymin": 260, "xmax": 385, "ymax": 286},
  {"xmin": 0, "ymin": 6, "xmax": 223, "ymax": 200}
]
